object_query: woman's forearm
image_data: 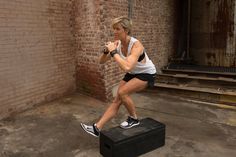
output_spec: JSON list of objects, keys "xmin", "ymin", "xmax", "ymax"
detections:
[
  {"xmin": 113, "ymin": 54, "xmax": 132, "ymax": 72},
  {"xmin": 99, "ymin": 54, "xmax": 110, "ymax": 64}
]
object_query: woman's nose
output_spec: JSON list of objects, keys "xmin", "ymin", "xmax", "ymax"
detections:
[{"xmin": 113, "ymin": 29, "xmax": 118, "ymax": 33}]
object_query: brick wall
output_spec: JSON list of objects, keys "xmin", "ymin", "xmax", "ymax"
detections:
[
  {"xmin": 0, "ymin": 0, "xmax": 76, "ymax": 119},
  {"xmin": 75, "ymin": 0, "xmax": 180, "ymax": 101},
  {"xmin": 74, "ymin": 0, "xmax": 107, "ymax": 101}
]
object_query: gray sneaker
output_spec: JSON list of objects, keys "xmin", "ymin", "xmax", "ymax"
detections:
[
  {"xmin": 120, "ymin": 116, "xmax": 140, "ymax": 129},
  {"xmin": 80, "ymin": 123, "xmax": 100, "ymax": 137}
]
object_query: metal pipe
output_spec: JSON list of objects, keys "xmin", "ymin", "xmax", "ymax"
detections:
[{"xmin": 187, "ymin": 0, "xmax": 191, "ymax": 59}]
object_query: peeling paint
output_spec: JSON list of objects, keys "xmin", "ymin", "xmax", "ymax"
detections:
[
  {"xmin": 191, "ymin": 0, "xmax": 236, "ymax": 67},
  {"xmin": 212, "ymin": 0, "xmax": 234, "ymax": 48}
]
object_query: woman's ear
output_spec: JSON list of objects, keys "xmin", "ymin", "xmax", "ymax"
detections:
[{"xmin": 123, "ymin": 28, "xmax": 128, "ymax": 34}]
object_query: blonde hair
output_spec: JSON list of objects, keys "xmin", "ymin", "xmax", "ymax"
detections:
[{"xmin": 112, "ymin": 16, "xmax": 132, "ymax": 35}]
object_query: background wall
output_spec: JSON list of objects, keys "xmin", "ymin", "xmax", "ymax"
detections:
[
  {"xmin": 190, "ymin": 0, "xmax": 236, "ymax": 67},
  {"xmin": 74, "ymin": 0, "xmax": 108, "ymax": 101},
  {"xmin": 0, "ymin": 0, "xmax": 76, "ymax": 119}
]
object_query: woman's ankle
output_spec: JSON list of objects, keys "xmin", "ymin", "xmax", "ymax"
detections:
[
  {"xmin": 131, "ymin": 114, "xmax": 138, "ymax": 119},
  {"xmin": 95, "ymin": 123, "xmax": 102, "ymax": 130}
]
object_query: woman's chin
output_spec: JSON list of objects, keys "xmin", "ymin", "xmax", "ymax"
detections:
[{"xmin": 114, "ymin": 36, "xmax": 119, "ymax": 40}]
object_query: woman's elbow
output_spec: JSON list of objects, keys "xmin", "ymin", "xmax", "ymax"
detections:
[
  {"xmin": 99, "ymin": 58, "xmax": 106, "ymax": 64},
  {"xmin": 99, "ymin": 60, "xmax": 104, "ymax": 64},
  {"xmin": 124, "ymin": 66, "xmax": 132, "ymax": 73}
]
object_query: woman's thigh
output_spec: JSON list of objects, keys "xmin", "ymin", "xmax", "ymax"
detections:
[{"xmin": 118, "ymin": 78, "xmax": 148, "ymax": 96}]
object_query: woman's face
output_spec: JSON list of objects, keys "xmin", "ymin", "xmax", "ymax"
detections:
[{"xmin": 113, "ymin": 23, "xmax": 127, "ymax": 40}]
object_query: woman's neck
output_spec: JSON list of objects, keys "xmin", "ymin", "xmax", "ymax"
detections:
[{"xmin": 121, "ymin": 36, "xmax": 131, "ymax": 46}]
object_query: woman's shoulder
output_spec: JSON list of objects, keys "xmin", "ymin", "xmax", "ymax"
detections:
[
  {"xmin": 131, "ymin": 37, "xmax": 144, "ymax": 46},
  {"xmin": 130, "ymin": 36, "xmax": 138, "ymax": 42},
  {"xmin": 130, "ymin": 37, "xmax": 143, "ymax": 47}
]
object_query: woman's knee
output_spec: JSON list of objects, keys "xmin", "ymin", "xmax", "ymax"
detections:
[
  {"xmin": 112, "ymin": 96, "xmax": 122, "ymax": 106},
  {"xmin": 117, "ymin": 88, "xmax": 128, "ymax": 101}
]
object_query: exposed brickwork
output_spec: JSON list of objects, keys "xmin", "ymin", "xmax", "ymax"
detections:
[
  {"xmin": 0, "ymin": 0, "xmax": 76, "ymax": 119},
  {"xmin": 74, "ymin": 0, "xmax": 107, "ymax": 101}
]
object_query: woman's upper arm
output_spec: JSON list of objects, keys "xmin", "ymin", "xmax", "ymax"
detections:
[{"xmin": 126, "ymin": 41, "xmax": 144, "ymax": 67}]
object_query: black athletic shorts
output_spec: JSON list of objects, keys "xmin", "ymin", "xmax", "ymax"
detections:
[{"xmin": 122, "ymin": 73, "xmax": 156, "ymax": 88}]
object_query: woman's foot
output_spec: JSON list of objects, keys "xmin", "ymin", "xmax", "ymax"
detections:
[
  {"xmin": 120, "ymin": 116, "xmax": 140, "ymax": 129},
  {"xmin": 80, "ymin": 123, "xmax": 100, "ymax": 137}
]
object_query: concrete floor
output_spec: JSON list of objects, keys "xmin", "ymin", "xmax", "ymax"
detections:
[{"xmin": 0, "ymin": 90, "xmax": 236, "ymax": 157}]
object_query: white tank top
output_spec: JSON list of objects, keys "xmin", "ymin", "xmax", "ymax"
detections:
[{"xmin": 117, "ymin": 37, "xmax": 157, "ymax": 74}]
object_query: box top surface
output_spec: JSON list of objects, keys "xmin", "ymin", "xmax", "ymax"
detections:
[{"xmin": 101, "ymin": 118, "xmax": 165, "ymax": 143}]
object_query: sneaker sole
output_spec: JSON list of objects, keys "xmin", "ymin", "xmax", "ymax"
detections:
[
  {"xmin": 120, "ymin": 122, "xmax": 140, "ymax": 129},
  {"xmin": 80, "ymin": 123, "xmax": 99, "ymax": 138}
]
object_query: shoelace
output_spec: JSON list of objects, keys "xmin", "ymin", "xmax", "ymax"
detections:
[{"xmin": 127, "ymin": 116, "xmax": 133, "ymax": 123}]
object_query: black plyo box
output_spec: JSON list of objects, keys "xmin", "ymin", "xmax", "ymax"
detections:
[{"xmin": 100, "ymin": 118, "xmax": 165, "ymax": 157}]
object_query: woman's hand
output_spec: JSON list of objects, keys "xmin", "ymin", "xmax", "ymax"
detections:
[{"xmin": 105, "ymin": 41, "xmax": 119, "ymax": 52}]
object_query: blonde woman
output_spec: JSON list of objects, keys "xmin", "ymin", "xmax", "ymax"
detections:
[{"xmin": 81, "ymin": 16, "xmax": 156, "ymax": 137}]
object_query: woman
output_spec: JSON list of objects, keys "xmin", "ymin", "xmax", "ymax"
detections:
[{"xmin": 81, "ymin": 16, "xmax": 156, "ymax": 137}]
